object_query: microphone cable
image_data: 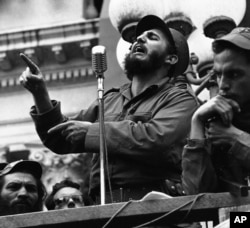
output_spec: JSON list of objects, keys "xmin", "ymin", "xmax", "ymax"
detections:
[
  {"xmin": 132, "ymin": 193, "xmax": 206, "ymax": 228},
  {"xmin": 101, "ymin": 113, "xmax": 113, "ymax": 203},
  {"xmin": 101, "ymin": 193, "xmax": 206, "ymax": 228}
]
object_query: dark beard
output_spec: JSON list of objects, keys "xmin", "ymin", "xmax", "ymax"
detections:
[
  {"xmin": 0, "ymin": 197, "xmax": 9, "ymax": 216},
  {"xmin": 0, "ymin": 196, "xmax": 41, "ymax": 216},
  {"xmin": 124, "ymin": 51, "xmax": 166, "ymax": 80}
]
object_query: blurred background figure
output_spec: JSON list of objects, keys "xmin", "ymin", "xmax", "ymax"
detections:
[
  {"xmin": 0, "ymin": 160, "xmax": 46, "ymax": 216},
  {"xmin": 45, "ymin": 179, "xmax": 91, "ymax": 210}
]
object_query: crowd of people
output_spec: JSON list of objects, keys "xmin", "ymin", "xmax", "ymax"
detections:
[
  {"xmin": 1, "ymin": 14, "xmax": 250, "ymax": 227},
  {"xmin": 0, "ymin": 159, "xmax": 89, "ymax": 216}
]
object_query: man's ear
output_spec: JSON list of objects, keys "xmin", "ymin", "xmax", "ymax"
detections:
[{"xmin": 165, "ymin": 55, "xmax": 178, "ymax": 65}]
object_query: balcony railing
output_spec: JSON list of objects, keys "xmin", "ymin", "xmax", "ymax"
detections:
[
  {"xmin": 0, "ymin": 192, "xmax": 250, "ymax": 228},
  {"xmin": 0, "ymin": 18, "xmax": 99, "ymax": 51},
  {"xmin": 0, "ymin": 18, "xmax": 100, "ymax": 90}
]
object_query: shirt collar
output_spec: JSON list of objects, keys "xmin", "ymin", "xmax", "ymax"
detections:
[{"xmin": 119, "ymin": 77, "xmax": 173, "ymax": 99}]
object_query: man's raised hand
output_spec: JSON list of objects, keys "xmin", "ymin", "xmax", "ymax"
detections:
[
  {"xmin": 19, "ymin": 53, "xmax": 47, "ymax": 95},
  {"xmin": 193, "ymin": 95, "xmax": 241, "ymax": 127}
]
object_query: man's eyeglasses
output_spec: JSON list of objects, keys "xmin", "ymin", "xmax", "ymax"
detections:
[{"xmin": 54, "ymin": 195, "xmax": 84, "ymax": 207}]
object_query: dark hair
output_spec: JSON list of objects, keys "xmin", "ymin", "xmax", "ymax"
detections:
[
  {"xmin": 52, "ymin": 179, "xmax": 81, "ymax": 193},
  {"xmin": 45, "ymin": 179, "xmax": 91, "ymax": 210},
  {"xmin": 34, "ymin": 177, "xmax": 47, "ymax": 211},
  {"xmin": 212, "ymin": 41, "xmax": 250, "ymax": 63},
  {"xmin": 0, "ymin": 172, "xmax": 47, "ymax": 213}
]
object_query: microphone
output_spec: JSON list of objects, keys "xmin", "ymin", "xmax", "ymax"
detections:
[
  {"xmin": 92, "ymin": 45, "xmax": 107, "ymax": 78},
  {"xmin": 92, "ymin": 45, "xmax": 108, "ymax": 204}
]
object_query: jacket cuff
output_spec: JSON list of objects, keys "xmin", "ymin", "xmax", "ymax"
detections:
[
  {"xmin": 84, "ymin": 123, "xmax": 100, "ymax": 152},
  {"xmin": 30, "ymin": 100, "xmax": 65, "ymax": 128}
]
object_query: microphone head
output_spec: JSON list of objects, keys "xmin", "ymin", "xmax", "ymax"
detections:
[{"xmin": 92, "ymin": 45, "xmax": 107, "ymax": 76}]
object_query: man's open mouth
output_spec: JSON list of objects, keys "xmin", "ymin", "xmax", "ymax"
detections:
[{"xmin": 133, "ymin": 45, "xmax": 146, "ymax": 54}]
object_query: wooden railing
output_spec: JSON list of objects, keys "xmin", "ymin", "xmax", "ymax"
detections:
[{"xmin": 1, "ymin": 192, "xmax": 250, "ymax": 228}]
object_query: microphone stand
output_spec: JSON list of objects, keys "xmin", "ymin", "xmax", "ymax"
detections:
[
  {"xmin": 97, "ymin": 75, "xmax": 106, "ymax": 205},
  {"xmin": 92, "ymin": 45, "xmax": 108, "ymax": 205}
]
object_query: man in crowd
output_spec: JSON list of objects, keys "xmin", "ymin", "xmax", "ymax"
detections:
[
  {"xmin": 20, "ymin": 15, "xmax": 198, "ymax": 204},
  {"xmin": 182, "ymin": 27, "xmax": 250, "ymax": 195},
  {"xmin": 45, "ymin": 179, "xmax": 90, "ymax": 210},
  {"xmin": 0, "ymin": 160, "xmax": 46, "ymax": 216}
]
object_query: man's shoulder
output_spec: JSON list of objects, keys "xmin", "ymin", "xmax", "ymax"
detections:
[
  {"xmin": 104, "ymin": 83, "xmax": 130, "ymax": 96},
  {"xmin": 164, "ymin": 83, "xmax": 197, "ymax": 98},
  {"xmin": 103, "ymin": 87, "xmax": 120, "ymax": 96},
  {"xmin": 161, "ymin": 84, "xmax": 200, "ymax": 108}
]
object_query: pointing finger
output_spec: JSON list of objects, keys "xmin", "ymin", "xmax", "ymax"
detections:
[{"xmin": 20, "ymin": 53, "xmax": 40, "ymax": 74}]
